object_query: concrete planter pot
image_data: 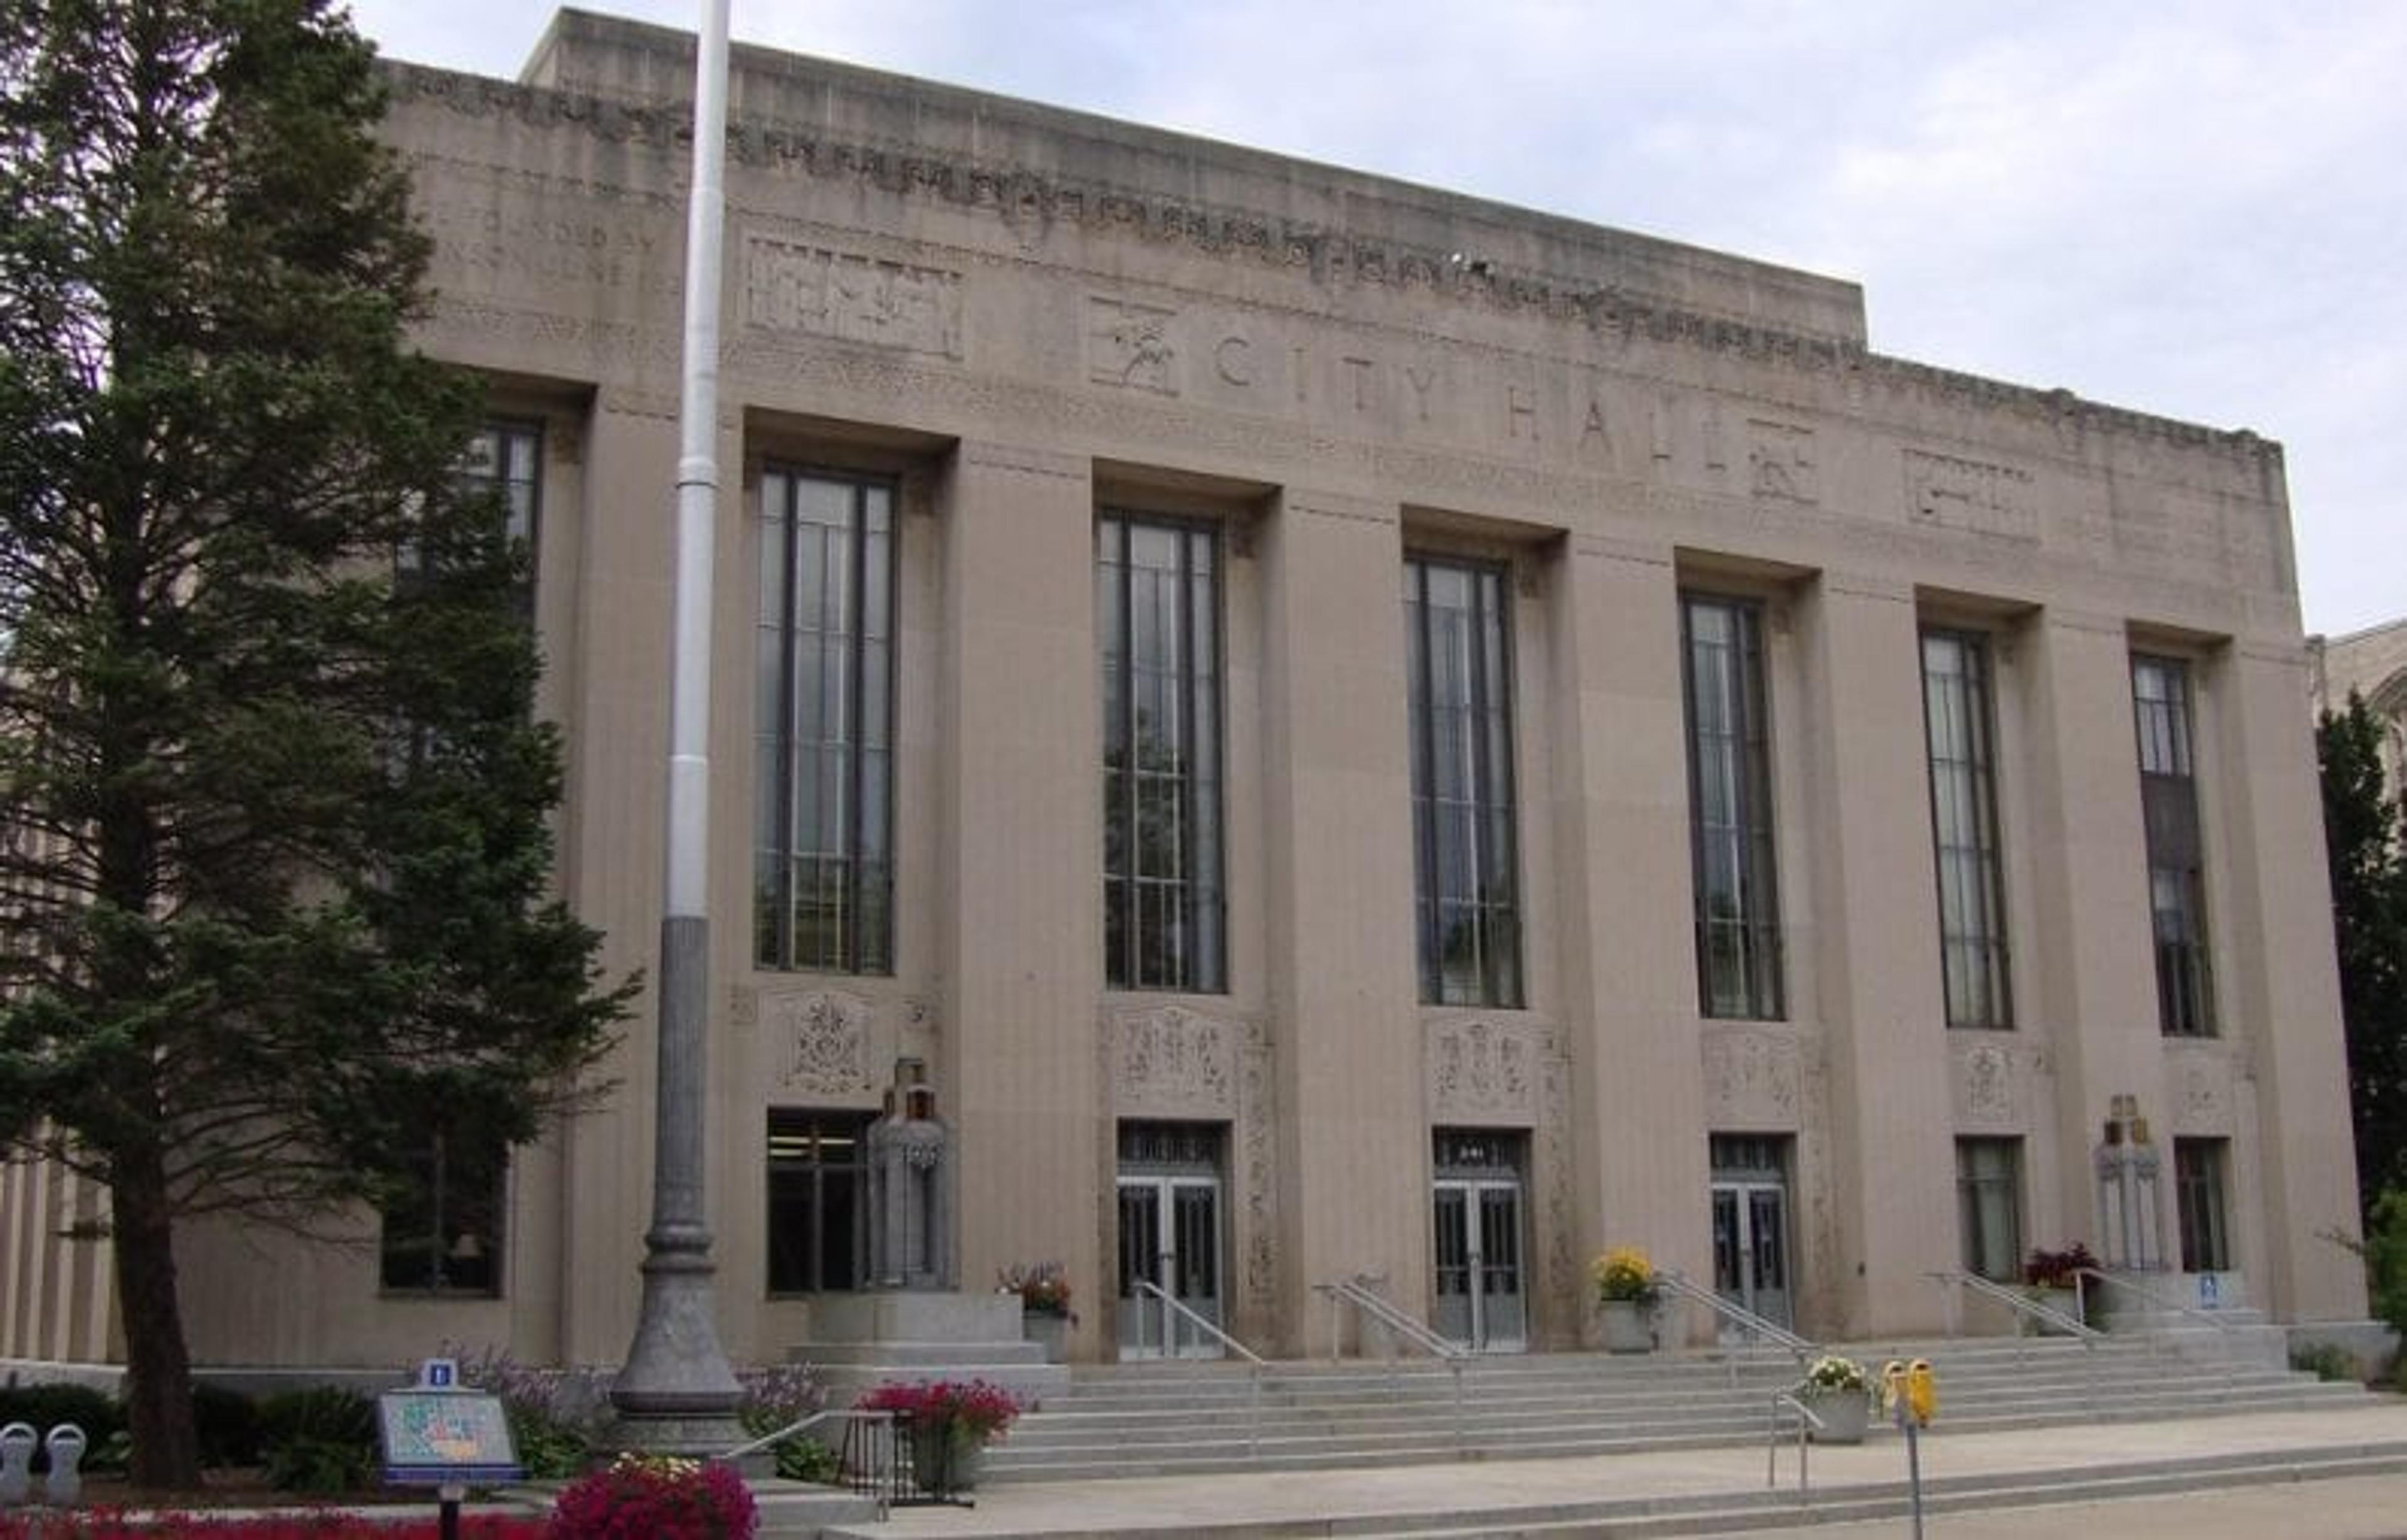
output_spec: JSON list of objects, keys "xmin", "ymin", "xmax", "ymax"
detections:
[
  {"xmin": 1804, "ymin": 1390, "xmax": 1871, "ymax": 1444},
  {"xmin": 1023, "ymin": 1309, "xmax": 1071, "ymax": 1363},
  {"xmin": 1599, "ymin": 1298, "xmax": 1655, "ymax": 1353}
]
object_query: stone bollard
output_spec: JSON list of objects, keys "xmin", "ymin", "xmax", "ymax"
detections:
[
  {"xmin": 0, "ymin": 1422, "xmax": 34, "ymax": 1506},
  {"xmin": 43, "ymin": 1423, "xmax": 86, "ymax": 1506}
]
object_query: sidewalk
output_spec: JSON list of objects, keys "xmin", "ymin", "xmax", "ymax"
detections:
[{"xmin": 826, "ymin": 1401, "xmax": 2407, "ymax": 1537}]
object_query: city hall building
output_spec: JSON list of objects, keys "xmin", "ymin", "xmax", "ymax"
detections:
[{"xmin": 1, "ymin": 9, "xmax": 2369, "ymax": 1376}]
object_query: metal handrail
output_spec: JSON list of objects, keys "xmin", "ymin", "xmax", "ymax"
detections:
[
  {"xmin": 1133, "ymin": 1278, "xmax": 1267, "ymax": 1460},
  {"xmin": 1926, "ymin": 1269, "xmax": 2099, "ymax": 1413},
  {"xmin": 2074, "ymin": 1267, "xmax": 2245, "ymax": 1388},
  {"xmin": 1313, "ymin": 1275, "xmax": 1469, "ymax": 1453},
  {"xmin": 1314, "ymin": 1275, "xmax": 1469, "ymax": 1361},
  {"xmin": 1765, "ymin": 1388, "xmax": 1823, "ymax": 1501},
  {"xmin": 1927, "ymin": 1268, "xmax": 2099, "ymax": 1339},
  {"xmin": 717, "ymin": 1408, "xmax": 896, "ymax": 1516},
  {"xmin": 1132, "ymin": 1278, "xmax": 1267, "ymax": 1363},
  {"xmin": 1654, "ymin": 1269, "xmax": 1816, "ymax": 1363}
]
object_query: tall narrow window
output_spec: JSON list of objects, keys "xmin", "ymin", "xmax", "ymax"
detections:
[
  {"xmin": 1682, "ymin": 594, "xmax": 1783, "ymax": 1019},
  {"xmin": 767, "ymin": 1110, "xmax": 873, "ymax": 1295},
  {"xmin": 379, "ymin": 1126, "xmax": 506, "ymax": 1296},
  {"xmin": 1921, "ymin": 630, "xmax": 2013, "ymax": 1028},
  {"xmin": 1099, "ymin": 513, "xmax": 1224, "ymax": 992},
  {"xmin": 1405, "ymin": 557, "xmax": 1522, "ymax": 1007},
  {"xmin": 755, "ymin": 471, "xmax": 896, "ymax": 974},
  {"xmin": 461, "ymin": 421, "xmax": 541, "ymax": 551},
  {"xmin": 2132, "ymin": 656, "xmax": 2212, "ymax": 1036},
  {"xmin": 2174, "ymin": 1137, "xmax": 2231, "ymax": 1272},
  {"xmin": 1955, "ymin": 1137, "xmax": 2023, "ymax": 1283}
]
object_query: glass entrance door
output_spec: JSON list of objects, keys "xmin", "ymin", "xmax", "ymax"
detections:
[
  {"xmin": 1432, "ymin": 1178, "xmax": 1526, "ymax": 1352},
  {"xmin": 1116, "ymin": 1175, "xmax": 1224, "ymax": 1358},
  {"xmin": 1709, "ymin": 1180, "xmax": 1791, "ymax": 1332}
]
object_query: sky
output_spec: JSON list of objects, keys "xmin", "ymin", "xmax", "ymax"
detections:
[{"xmin": 348, "ymin": 0, "xmax": 2407, "ymax": 639}]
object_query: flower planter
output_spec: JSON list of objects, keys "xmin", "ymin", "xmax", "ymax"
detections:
[
  {"xmin": 2027, "ymin": 1286, "xmax": 2081, "ymax": 1333},
  {"xmin": 1598, "ymin": 1298, "xmax": 1654, "ymax": 1353},
  {"xmin": 1024, "ymin": 1309, "xmax": 1070, "ymax": 1363},
  {"xmin": 907, "ymin": 1421, "xmax": 985, "ymax": 1497},
  {"xmin": 1804, "ymin": 1390, "xmax": 1870, "ymax": 1444}
]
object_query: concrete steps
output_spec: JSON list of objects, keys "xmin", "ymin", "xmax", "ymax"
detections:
[{"xmin": 981, "ymin": 1336, "xmax": 2371, "ymax": 1482}]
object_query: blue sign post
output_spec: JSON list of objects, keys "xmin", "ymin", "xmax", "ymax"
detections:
[{"xmin": 379, "ymin": 1360, "xmax": 522, "ymax": 1540}]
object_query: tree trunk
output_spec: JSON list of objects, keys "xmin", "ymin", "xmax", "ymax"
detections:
[{"xmin": 110, "ymin": 1138, "xmax": 201, "ymax": 1490}]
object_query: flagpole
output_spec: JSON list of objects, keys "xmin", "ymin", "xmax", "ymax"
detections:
[{"xmin": 610, "ymin": 0, "xmax": 743, "ymax": 1450}]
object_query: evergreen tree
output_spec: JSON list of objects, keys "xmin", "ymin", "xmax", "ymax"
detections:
[
  {"xmin": 0, "ymin": 0, "xmax": 631, "ymax": 1487},
  {"xmin": 2318, "ymin": 694, "xmax": 2407, "ymax": 1219}
]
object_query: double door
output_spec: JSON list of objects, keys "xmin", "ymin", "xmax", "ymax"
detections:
[
  {"xmin": 1710, "ymin": 1179, "xmax": 1792, "ymax": 1333},
  {"xmin": 1116, "ymin": 1174, "xmax": 1224, "ymax": 1359},
  {"xmin": 1432, "ymin": 1178, "xmax": 1526, "ymax": 1352}
]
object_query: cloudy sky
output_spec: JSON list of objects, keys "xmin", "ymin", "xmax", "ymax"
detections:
[{"xmin": 349, "ymin": 0, "xmax": 2407, "ymax": 638}]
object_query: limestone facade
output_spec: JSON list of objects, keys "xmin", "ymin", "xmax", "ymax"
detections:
[{"xmin": 0, "ymin": 9, "xmax": 2368, "ymax": 1374}]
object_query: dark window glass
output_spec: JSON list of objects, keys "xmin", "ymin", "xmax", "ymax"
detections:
[
  {"xmin": 1921, "ymin": 630, "xmax": 2013, "ymax": 1028},
  {"xmin": 2132, "ymin": 656, "xmax": 2213, "ymax": 1036},
  {"xmin": 379, "ymin": 1129, "xmax": 506, "ymax": 1296},
  {"xmin": 1099, "ymin": 513, "xmax": 1224, "ymax": 992},
  {"xmin": 1955, "ymin": 1138, "xmax": 2022, "ymax": 1283},
  {"xmin": 767, "ymin": 1110, "xmax": 873, "ymax": 1294},
  {"xmin": 1405, "ymin": 557, "xmax": 1523, "ymax": 1007},
  {"xmin": 2174, "ymin": 1137, "xmax": 2232, "ymax": 1272},
  {"xmin": 756, "ymin": 471, "xmax": 897, "ymax": 974},
  {"xmin": 1682, "ymin": 594, "xmax": 1783, "ymax": 1019}
]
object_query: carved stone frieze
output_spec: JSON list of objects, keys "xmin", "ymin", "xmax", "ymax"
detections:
[
  {"xmin": 1748, "ymin": 419, "xmax": 1818, "ymax": 505},
  {"xmin": 1109, "ymin": 1002, "xmax": 1242, "ymax": 1117},
  {"xmin": 1955, "ymin": 1042, "xmax": 2018, "ymax": 1128},
  {"xmin": 742, "ymin": 235, "xmax": 963, "ymax": 359},
  {"xmin": 2169, "ymin": 1049, "xmax": 2237, "ymax": 1133},
  {"xmin": 762, "ymin": 988, "xmax": 877, "ymax": 1099},
  {"xmin": 1240, "ymin": 1020, "xmax": 1277, "ymax": 1307},
  {"xmin": 1701, "ymin": 1028, "xmax": 1801, "ymax": 1128},
  {"xmin": 1087, "ymin": 297, "xmax": 1180, "ymax": 395},
  {"xmin": 1427, "ymin": 1017, "xmax": 1543, "ymax": 1124},
  {"xmin": 1904, "ymin": 449, "xmax": 2038, "ymax": 543}
]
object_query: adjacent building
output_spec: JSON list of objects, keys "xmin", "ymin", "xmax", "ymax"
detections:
[{"xmin": 1, "ymin": 8, "xmax": 2368, "ymax": 1376}]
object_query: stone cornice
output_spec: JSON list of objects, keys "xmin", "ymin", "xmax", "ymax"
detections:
[{"xmin": 380, "ymin": 60, "xmax": 2285, "ymax": 473}]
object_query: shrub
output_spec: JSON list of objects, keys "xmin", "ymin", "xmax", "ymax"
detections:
[
  {"xmin": 735, "ymin": 1361, "xmax": 831, "ymax": 1484},
  {"xmin": 254, "ymin": 1385, "xmax": 379, "ymax": 1495},
  {"xmin": 450, "ymin": 1344, "xmax": 609, "ymax": 1481},
  {"xmin": 549, "ymin": 1452, "xmax": 756, "ymax": 1539},
  {"xmin": 2291, "ymin": 1343, "xmax": 2361, "ymax": 1383},
  {"xmin": 193, "ymin": 1381, "xmax": 263, "ymax": 1468},
  {"xmin": 0, "ymin": 1381, "xmax": 124, "ymax": 1473}
]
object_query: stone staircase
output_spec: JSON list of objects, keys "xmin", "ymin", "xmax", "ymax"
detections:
[{"xmin": 982, "ymin": 1333, "xmax": 2369, "ymax": 1483}]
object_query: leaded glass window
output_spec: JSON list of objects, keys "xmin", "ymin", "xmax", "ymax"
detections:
[
  {"xmin": 1099, "ymin": 513, "xmax": 1224, "ymax": 993},
  {"xmin": 1682, "ymin": 594, "xmax": 1783, "ymax": 1019},
  {"xmin": 1921, "ymin": 630, "xmax": 2013, "ymax": 1028},
  {"xmin": 755, "ymin": 470, "xmax": 896, "ymax": 974},
  {"xmin": 2133, "ymin": 656, "xmax": 2213, "ymax": 1036},
  {"xmin": 1405, "ymin": 557, "xmax": 1522, "ymax": 1007}
]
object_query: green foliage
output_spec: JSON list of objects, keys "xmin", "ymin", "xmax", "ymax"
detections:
[
  {"xmin": 2290, "ymin": 1342, "xmax": 2361, "ymax": 1383},
  {"xmin": 737, "ymin": 1363, "xmax": 831, "ymax": 1484},
  {"xmin": 2319, "ymin": 697, "xmax": 2407, "ymax": 1215},
  {"xmin": 0, "ymin": 0, "xmax": 633, "ymax": 1486},
  {"xmin": 2361, "ymin": 1189, "xmax": 2407, "ymax": 1339},
  {"xmin": 192, "ymin": 1381, "xmax": 263, "ymax": 1468},
  {"xmin": 254, "ymin": 1385, "xmax": 378, "ymax": 1495},
  {"xmin": 0, "ymin": 1383, "xmax": 124, "ymax": 1471}
]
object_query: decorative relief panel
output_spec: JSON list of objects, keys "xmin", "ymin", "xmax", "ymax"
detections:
[
  {"xmin": 763, "ymin": 988, "xmax": 876, "ymax": 1099},
  {"xmin": 1701, "ymin": 1028, "xmax": 1801, "ymax": 1128},
  {"xmin": 741, "ymin": 235, "xmax": 963, "ymax": 359},
  {"xmin": 1748, "ymin": 419, "xmax": 1818, "ymax": 505},
  {"xmin": 1240, "ymin": 1021, "xmax": 1278, "ymax": 1307},
  {"xmin": 1427, "ymin": 1018, "xmax": 1543, "ymax": 1124},
  {"xmin": 1086, "ymin": 296, "xmax": 1180, "ymax": 395},
  {"xmin": 2170, "ymin": 1049, "xmax": 2238, "ymax": 1134},
  {"xmin": 1110, "ymin": 1003, "xmax": 1241, "ymax": 1117},
  {"xmin": 1536, "ymin": 1034, "xmax": 1576, "ymax": 1333},
  {"xmin": 1955, "ymin": 1042, "xmax": 2018, "ymax": 1128},
  {"xmin": 1903, "ymin": 449, "xmax": 2038, "ymax": 543}
]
